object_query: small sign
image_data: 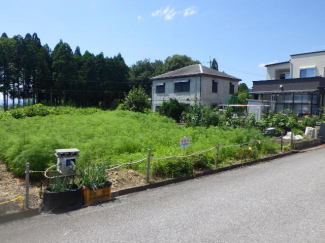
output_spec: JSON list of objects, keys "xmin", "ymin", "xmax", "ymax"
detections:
[{"xmin": 180, "ymin": 137, "xmax": 190, "ymax": 149}]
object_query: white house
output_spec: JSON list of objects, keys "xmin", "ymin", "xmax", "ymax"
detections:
[
  {"xmin": 266, "ymin": 50, "xmax": 325, "ymax": 80},
  {"xmin": 252, "ymin": 50, "xmax": 325, "ymax": 115},
  {"xmin": 150, "ymin": 64, "xmax": 241, "ymax": 111}
]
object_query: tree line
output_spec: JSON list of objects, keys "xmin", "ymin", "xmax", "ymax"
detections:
[{"xmin": 0, "ymin": 32, "xmax": 219, "ymax": 110}]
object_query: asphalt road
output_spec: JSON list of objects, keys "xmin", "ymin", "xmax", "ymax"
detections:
[{"xmin": 1, "ymin": 149, "xmax": 325, "ymax": 243}]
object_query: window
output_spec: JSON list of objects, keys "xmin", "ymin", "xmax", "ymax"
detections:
[
  {"xmin": 280, "ymin": 73, "xmax": 290, "ymax": 79},
  {"xmin": 300, "ymin": 68, "xmax": 315, "ymax": 78},
  {"xmin": 284, "ymin": 94, "xmax": 293, "ymax": 103},
  {"xmin": 212, "ymin": 80, "xmax": 218, "ymax": 93},
  {"xmin": 271, "ymin": 95, "xmax": 276, "ymax": 101},
  {"xmin": 174, "ymin": 80, "xmax": 190, "ymax": 93},
  {"xmin": 277, "ymin": 94, "xmax": 285, "ymax": 103},
  {"xmin": 312, "ymin": 94, "xmax": 318, "ymax": 104},
  {"xmin": 156, "ymin": 83, "xmax": 165, "ymax": 94},
  {"xmin": 229, "ymin": 82, "xmax": 235, "ymax": 95}
]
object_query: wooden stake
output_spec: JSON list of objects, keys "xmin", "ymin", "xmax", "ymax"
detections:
[
  {"xmin": 254, "ymin": 137, "xmax": 257, "ymax": 159},
  {"xmin": 215, "ymin": 143, "xmax": 220, "ymax": 168}
]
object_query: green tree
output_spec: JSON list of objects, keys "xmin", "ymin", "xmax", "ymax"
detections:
[
  {"xmin": 211, "ymin": 58, "xmax": 218, "ymax": 70},
  {"xmin": 158, "ymin": 98, "xmax": 187, "ymax": 122},
  {"xmin": 0, "ymin": 36, "xmax": 16, "ymax": 110},
  {"xmin": 52, "ymin": 40, "xmax": 78, "ymax": 105},
  {"xmin": 238, "ymin": 83, "xmax": 249, "ymax": 93},
  {"xmin": 123, "ymin": 87, "xmax": 150, "ymax": 112},
  {"xmin": 163, "ymin": 54, "xmax": 200, "ymax": 72},
  {"xmin": 129, "ymin": 58, "xmax": 163, "ymax": 94},
  {"xmin": 36, "ymin": 44, "xmax": 52, "ymax": 104}
]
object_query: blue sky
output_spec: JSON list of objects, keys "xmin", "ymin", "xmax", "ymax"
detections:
[{"xmin": 1, "ymin": 0, "xmax": 325, "ymax": 88}]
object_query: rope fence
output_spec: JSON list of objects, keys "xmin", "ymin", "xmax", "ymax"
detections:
[{"xmin": 2, "ymin": 135, "xmax": 293, "ymax": 210}]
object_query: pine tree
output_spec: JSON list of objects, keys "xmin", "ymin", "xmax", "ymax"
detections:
[{"xmin": 211, "ymin": 58, "xmax": 218, "ymax": 71}]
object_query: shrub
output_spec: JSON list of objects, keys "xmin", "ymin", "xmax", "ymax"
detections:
[
  {"xmin": 7, "ymin": 104, "xmax": 100, "ymax": 119},
  {"xmin": 152, "ymin": 158, "xmax": 194, "ymax": 178},
  {"xmin": 301, "ymin": 116, "xmax": 319, "ymax": 127},
  {"xmin": 123, "ymin": 87, "xmax": 150, "ymax": 113},
  {"xmin": 182, "ymin": 102, "xmax": 219, "ymax": 127},
  {"xmin": 234, "ymin": 147, "xmax": 254, "ymax": 160},
  {"xmin": 158, "ymin": 98, "xmax": 187, "ymax": 122},
  {"xmin": 190, "ymin": 154, "xmax": 212, "ymax": 170}
]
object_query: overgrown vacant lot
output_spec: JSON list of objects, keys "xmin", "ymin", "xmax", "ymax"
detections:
[{"xmin": 0, "ymin": 110, "xmax": 277, "ymax": 179}]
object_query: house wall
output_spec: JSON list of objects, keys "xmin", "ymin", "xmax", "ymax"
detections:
[
  {"xmin": 291, "ymin": 52, "xmax": 325, "ymax": 78},
  {"xmin": 266, "ymin": 63, "xmax": 290, "ymax": 80},
  {"xmin": 253, "ymin": 77, "xmax": 325, "ymax": 92},
  {"xmin": 151, "ymin": 76, "xmax": 201, "ymax": 111},
  {"xmin": 200, "ymin": 76, "xmax": 239, "ymax": 105}
]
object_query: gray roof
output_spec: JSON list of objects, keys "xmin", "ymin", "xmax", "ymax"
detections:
[
  {"xmin": 151, "ymin": 64, "xmax": 241, "ymax": 81},
  {"xmin": 264, "ymin": 61, "xmax": 290, "ymax": 67},
  {"xmin": 291, "ymin": 50, "xmax": 325, "ymax": 57}
]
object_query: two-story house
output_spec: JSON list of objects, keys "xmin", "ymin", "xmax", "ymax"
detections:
[
  {"xmin": 150, "ymin": 64, "xmax": 241, "ymax": 111},
  {"xmin": 251, "ymin": 50, "xmax": 325, "ymax": 116}
]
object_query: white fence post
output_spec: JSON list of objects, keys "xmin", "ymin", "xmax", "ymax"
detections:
[
  {"xmin": 146, "ymin": 149, "xmax": 151, "ymax": 183},
  {"xmin": 25, "ymin": 162, "xmax": 30, "ymax": 209}
]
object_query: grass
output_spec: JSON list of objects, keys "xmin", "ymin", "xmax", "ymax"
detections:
[{"xmin": 0, "ymin": 109, "xmax": 278, "ymax": 179}]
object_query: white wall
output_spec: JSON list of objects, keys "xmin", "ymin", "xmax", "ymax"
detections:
[
  {"xmin": 290, "ymin": 52, "xmax": 325, "ymax": 78},
  {"xmin": 200, "ymin": 76, "xmax": 239, "ymax": 105},
  {"xmin": 151, "ymin": 75, "xmax": 239, "ymax": 110},
  {"xmin": 266, "ymin": 63, "xmax": 290, "ymax": 80},
  {"xmin": 151, "ymin": 76, "xmax": 201, "ymax": 111}
]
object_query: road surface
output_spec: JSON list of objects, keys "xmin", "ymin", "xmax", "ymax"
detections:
[{"xmin": 1, "ymin": 149, "xmax": 325, "ymax": 243}]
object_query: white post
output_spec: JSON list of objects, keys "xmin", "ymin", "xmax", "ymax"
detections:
[{"xmin": 25, "ymin": 162, "xmax": 30, "ymax": 209}]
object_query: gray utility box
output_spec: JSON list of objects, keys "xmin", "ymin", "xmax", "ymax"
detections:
[{"xmin": 55, "ymin": 148, "xmax": 80, "ymax": 176}]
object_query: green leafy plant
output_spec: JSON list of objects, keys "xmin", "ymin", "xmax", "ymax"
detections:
[
  {"xmin": 122, "ymin": 87, "xmax": 150, "ymax": 113},
  {"xmin": 78, "ymin": 164, "xmax": 107, "ymax": 189},
  {"xmin": 158, "ymin": 98, "xmax": 188, "ymax": 122},
  {"xmin": 48, "ymin": 172, "xmax": 74, "ymax": 192}
]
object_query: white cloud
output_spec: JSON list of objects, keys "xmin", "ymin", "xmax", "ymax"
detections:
[
  {"xmin": 184, "ymin": 7, "xmax": 196, "ymax": 17},
  {"xmin": 137, "ymin": 15, "xmax": 142, "ymax": 20},
  {"xmin": 258, "ymin": 60, "xmax": 279, "ymax": 68},
  {"xmin": 152, "ymin": 6, "xmax": 179, "ymax": 20},
  {"xmin": 152, "ymin": 6, "xmax": 197, "ymax": 20}
]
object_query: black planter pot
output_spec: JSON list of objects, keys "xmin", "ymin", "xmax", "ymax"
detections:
[{"xmin": 40, "ymin": 184, "xmax": 83, "ymax": 213}]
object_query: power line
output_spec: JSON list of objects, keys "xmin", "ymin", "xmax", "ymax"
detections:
[{"xmin": 201, "ymin": 61, "xmax": 265, "ymax": 78}]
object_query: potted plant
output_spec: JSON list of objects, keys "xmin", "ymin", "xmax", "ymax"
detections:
[
  {"xmin": 78, "ymin": 165, "xmax": 112, "ymax": 205},
  {"xmin": 40, "ymin": 172, "xmax": 83, "ymax": 213}
]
